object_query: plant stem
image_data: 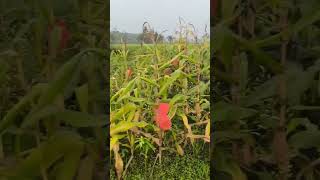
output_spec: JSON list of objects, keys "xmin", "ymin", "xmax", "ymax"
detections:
[
  {"xmin": 122, "ymin": 154, "xmax": 133, "ymax": 179},
  {"xmin": 0, "ymin": 135, "xmax": 4, "ymax": 159},
  {"xmin": 274, "ymin": 10, "xmax": 289, "ymax": 180},
  {"xmin": 16, "ymin": 56, "xmax": 26, "ymax": 90},
  {"xmin": 36, "ymin": 123, "xmax": 48, "ymax": 180},
  {"xmin": 158, "ymin": 130, "xmax": 163, "ymax": 164},
  {"xmin": 231, "ymin": 15, "xmax": 242, "ymax": 162}
]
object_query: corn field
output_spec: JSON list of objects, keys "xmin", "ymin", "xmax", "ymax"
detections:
[
  {"xmin": 110, "ymin": 22, "xmax": 210, "ymax": 179},
  {"xmin": 0, "ymin": 0, "xmax": 108, "ymax": 179},
  {"xmin": 213, "ymin": 0, "xmax": 320, "ymax": 179},
  {"xmin": 2, "ymin": 0, "xmax": 320, "ymax": 179}
]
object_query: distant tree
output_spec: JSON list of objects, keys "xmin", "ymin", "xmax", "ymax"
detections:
[
  {"xmin": 122, "ymin": 33, "xmax": 128, "ymax": 43},
  {"xmin": 194, "ymin": 36, "xmax": 198, "ymax": 44},
  {"xmin": 167, "ymin": 35, "xmax": 174, "ymax": 43},
  {"xmin": 110, "ymin": 33, "xmax": 116, "ymax": 43},
  {"xmin": 121, "ymin": 32, "xmax": 128, "ymax": 50},
  {"xmin": 154, "ymin": 32, "xmax": 159, "ymax": 42},
  {"xmin": 137, "ymin": 33, "xmax": 143, "ymax": 42},
  {"xmin": 137, "ymin": 33, "xmax": 144, "ymax": 47},
  {"xmin": 155, "ymin": 33, "xmax": 164, "ymax": 43},
  {"xmin": 110, "ymin": 31, "xmax": 120, "ymax": 44}
]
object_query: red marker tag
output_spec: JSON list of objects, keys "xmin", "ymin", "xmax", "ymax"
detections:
[{"xmin": 155, "ymin": 103, "xmax": 171, "ymax": 131}]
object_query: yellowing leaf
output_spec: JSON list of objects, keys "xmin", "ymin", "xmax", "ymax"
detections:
[
  {"xmin": 133, "ymin": 109, "xmax": 141, "ymax": 122},
  {"xmin": 111, "ymin": 103, "xmax": 136, "ymax": 122},
  {"xmin": 126, "ymin": 110, "xmax": 136, "ymax": 122},
  {"xmin": 205, "ymin": 121, "xmax": 210, "ymax": 142},
  {"xmin": 176, "ymin": 144, "xmax": 184, "ymax": 156},
  {"xmin": 180, "ymin": 114, "xmax": 194, "ymax": 144},
  {"xmin": 113, "ymin": 143, "xmax": 123, "ymax": 180},
  {"xmin": 110, "ymin": 135, "xmax": 126, "ymax": 151},
  {"xmin": 110, "ymin": 121, "xmax": 148, "ymax": 136}
]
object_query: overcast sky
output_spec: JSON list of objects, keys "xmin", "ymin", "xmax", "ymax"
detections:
[{"xmin": 110, "ymin": 0, "xmax": 209, "ymax": 36}]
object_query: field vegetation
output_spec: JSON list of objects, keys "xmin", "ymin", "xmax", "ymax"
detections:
[
  {"xmin": 213, "ymin": 0, "xmax": 320, "ymax": 179},
  {"xmin": 110, "ymin": 21, "xmax": 210, "ymax": 179},
  {"xmin": 0, "ymin": 0, "xmax": 108, "ymax": 179}
]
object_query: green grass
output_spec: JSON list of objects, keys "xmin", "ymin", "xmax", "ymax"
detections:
[
  {"xmin": 110, "ymin": 152, "xmax": 210, "ymax": 180},
  {"xmin": 111, "ymin": 43, "xmax": 144, "ymax": 49},
  {"xmin": 110, "ymin": 143, "xmax": 210, "ymax": 180}
]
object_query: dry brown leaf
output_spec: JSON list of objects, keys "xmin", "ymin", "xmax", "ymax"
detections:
[{"xmin": 113, "ymin": 143, "xmax": 124, "ymax": 180}]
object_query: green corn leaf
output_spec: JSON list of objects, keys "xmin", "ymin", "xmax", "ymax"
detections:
[
  {"xmin": 253, "ymin": 33, "xmax": 282, "ymax": 47},
  {"xmin": 188, "ymin": 82, "xmax": 210, "ymax": 95},
  {"xmin": 289, "ymin": 130, "xmax": 320, "ymax": 149},
  {"xmin": 111, "ymin": 103, "xmax": 136, "ymax": 122},
  {"xmin": 37, "ymin": 52, "xmax": 82, "ymax": 108},
  {"xmin": 54, "ymin": 111, "xmax": 107, "ymax": 127},
  {"xmin": 111, "ymin": 78, "xmax": 136, "ymax": 102},
  {"xmin": 212, "ymin": 25, "xmax": 236, "ymax": 70},
  {"xmin": 234, "ymin": 35, "xmax": 283, "ymax": 74},
  {"xmin": 286, "ymin": 60, "xmax": 320, "ymax": 105},
  {"xmin": 22, "ymin": 107, "xmax": 107, "ymax": 128},
  {"xmin": 169, "ymin": 94, "xmax": 186, "ymax": 107},
  {"xmin": 293, "ymin": 8, "xmax": 320, "ymax": 34},
  {"xmin": 0, "ymin": 84, "xmax": 46, "ymax": 134},
  {"xmin": 213, "ymin": 130, "xmax": 244, "ymax": 144},
  {"xmin": 222, "ymin": 0, "xmax": 238, "ymax": 20},
  {"xmin": 287, "ymin": 118, "xmax": 313, "ymax": 135},
  {"xmin": 21, "ymin": 105, "xmax": 60, "ymax": 128},
  {"xmin": 168, "ymin": 105, "xmax": 178, "ymax": 120},
  {"xmin": 214, "ymin": 148, "xmax": 247, "ymax": 180},
  {"xmin": 127, "ymin": 96, "xmax": 146, "ymax": 103},
  {"xmin": 56, "ymin": 147, "xmax": 84, "ymax": 180},
  {"xmin": 7, "ymin": 131, "xmax": 83, "ymax": 179},
  {"xmin": 290, "ymin": 106, "xmax": 320, "ymax": 111},
  {"xmin": 240, "ymin": 77, "xmax": 278, "ymax": 107},
  {"xmin": 158, "ymin": 51, "xmax": 184, "ymax": 70},
  {"xmin": 158, "ymin": 69, "xmax": 182, "ymax": 96},
  {"xmin": 110, "ymin": 121, "xmax": 148, "ymax": 136},
  {"xmin": 214, "ymin": 101, "xmax": 257, "ymax": 122},
  {"xmin": 75, "ymin": 84, "xmax": 89, "ymax": 112},
  {"xmin": 140, "ymin": 77, "xmax": 159, "ymax": 87},
  {"xmin": 116, "ymin": 94, "xmax": 131, "ymax": 103}
]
